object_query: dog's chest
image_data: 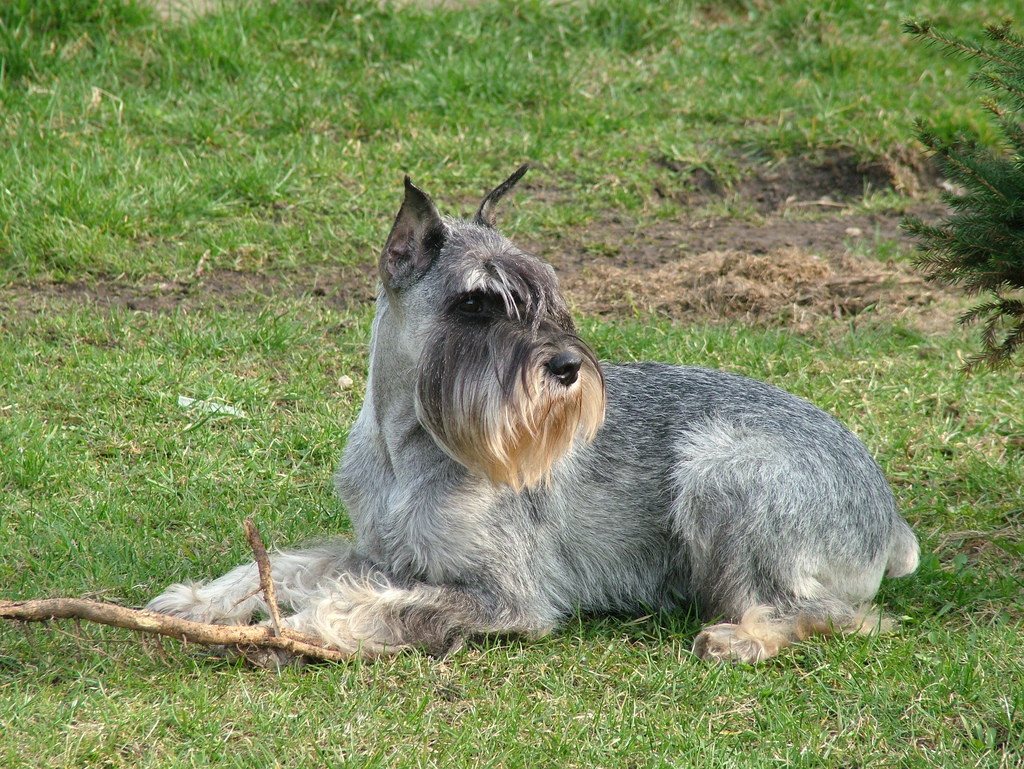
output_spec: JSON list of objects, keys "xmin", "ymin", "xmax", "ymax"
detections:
[{"xmin": 369, "ymin": 476, "xmax": 509, "ymax": 584}]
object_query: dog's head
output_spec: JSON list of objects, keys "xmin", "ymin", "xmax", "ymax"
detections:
[{"xmin": 377, "ymin": 166, "xmax": 606, "ymax": 490}]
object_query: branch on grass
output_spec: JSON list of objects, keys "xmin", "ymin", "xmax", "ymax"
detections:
[
  {"xmin": 243, "ymin": 517, "xmax": 284, "ymax": 637},
  {"xmin": 0, "ymin": 519, "xmax": 350, "ymax": 665},
  {"xmin": 0, "ymin": 598, "xmax": 348, "ymax": 663}
]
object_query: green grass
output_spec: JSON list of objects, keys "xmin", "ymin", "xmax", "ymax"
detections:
[
  {"xmin": 2, "ymin": 1, "xmax": 1023, "ymax": 767},
  {"xmin": 0, "ymin": 0, "xmax": 1012, "ymax": 281},
  {"xmin": 2, "ymin": 303, "xmax": 1022, "ymax": 767}
]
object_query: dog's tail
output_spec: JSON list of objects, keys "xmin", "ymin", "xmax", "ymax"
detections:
[{"xmin": 885, "ymin": 517, "xmax": 920, "ymax": 579}]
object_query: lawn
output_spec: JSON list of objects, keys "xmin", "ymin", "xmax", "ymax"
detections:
[{"xmin": 1, "ymin": 1, "xmax": 1022, "ymax": 767}]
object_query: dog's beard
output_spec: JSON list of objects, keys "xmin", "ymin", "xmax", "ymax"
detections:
[{"xmin": 415, "ymin": 322, "xmax": 606, "ymax": 490}]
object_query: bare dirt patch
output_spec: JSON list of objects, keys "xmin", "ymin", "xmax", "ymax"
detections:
[
  {"xmin": 3, "ymin": 154, "xmax": 955, "ymax": 330},
  {"xmin": 149, "ymin": 0, "xmax": 225, "ymax": 22},
  {"xmin": 13, "ymin": 263, "xmax": 378, "ymax": 316},
  {"xmin": 559, "ymin": 248, "xmax": 936, "ymax": 331},
  {"xmin": 536, "ymin": 152, "xmax": 951, "ymax": 328},
  {"xmin": 149, "ymin": 0, "xmax": 482, "ymax": 20}
]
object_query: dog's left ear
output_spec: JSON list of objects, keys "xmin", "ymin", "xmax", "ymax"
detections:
[
  {"xmin": 381, "ymin": 176, "xmax": 446, "ymax": 287},
  {"xmin": 473, "ymin": 164, "xmax": 529, "ymax": 228}
]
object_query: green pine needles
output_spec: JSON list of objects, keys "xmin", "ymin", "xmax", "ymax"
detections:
[{"xmin": 903, "ymin": 20, "xmax": 1024, "ymax": 371}]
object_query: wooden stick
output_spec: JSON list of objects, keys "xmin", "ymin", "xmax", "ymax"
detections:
[
  {"xmin": 243, "ymin": 517, "xmax": 283, "ymax": 637},
  {"xmin": 1, "ymin": 519, "xmax": 355, "ymax": 666},
  {"xmin": 0, "ymin": 598, "xmax": 351, "ymax": 663}
]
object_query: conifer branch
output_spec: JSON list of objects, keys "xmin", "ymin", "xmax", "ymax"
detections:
[
  {"xmin": 903, "ymin": 21, "xmax": 1014, "ymax": 68},
  {"xmin": 903, "ymin": 20, "xmax": 1024, "ymax": 369}
]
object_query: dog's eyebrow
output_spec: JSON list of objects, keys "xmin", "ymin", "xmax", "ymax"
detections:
[
  {"xmin": 458, "ymin": 260, "xmax": 540, "ymax": 322},
  {"xmin": 490, "ymin": 270, "xmax": 534, "ymax": 318}
]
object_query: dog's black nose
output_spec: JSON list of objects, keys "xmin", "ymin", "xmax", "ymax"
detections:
[{"xmin": 547, "ymin": 351, "xmax": 582, "ymax": 387}]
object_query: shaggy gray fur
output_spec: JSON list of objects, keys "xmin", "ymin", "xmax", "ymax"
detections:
[{"xmin": 148, "ymin": 168, "xmax": 919, "ymax": 664}]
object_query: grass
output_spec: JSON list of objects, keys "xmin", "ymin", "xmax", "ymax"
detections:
[
  {"xmin": 0, "ymin": 0, "xmax": 1012, "ymax": 281},
  {"xmin": 1, "ymin": 0, "xmax": 1023, "ymax": 767},
  {"xmin": 2, "ymin": 303, "xmax": 1022, "ymax": 767}
]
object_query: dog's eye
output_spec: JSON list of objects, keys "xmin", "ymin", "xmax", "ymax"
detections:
[{"xmin": 457, "ymin": 297, "xmax": 484, "ymax": 315}]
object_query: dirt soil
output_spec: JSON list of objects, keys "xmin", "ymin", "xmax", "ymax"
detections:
[
  {"xmin": 534, "ymin": 152, "xmax": 951, "ymax": 330},
  {"xmin": 6, "ymin": 153, "xmax": 956, "ymax": 330},
  {"xmin": 150, "ymin": 0, "xmax": 480, "ymax": 21}
]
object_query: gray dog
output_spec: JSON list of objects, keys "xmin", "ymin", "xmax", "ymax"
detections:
[{"xmin": 148, "ymin": 167, "xmax": 919, "ymax": 664}]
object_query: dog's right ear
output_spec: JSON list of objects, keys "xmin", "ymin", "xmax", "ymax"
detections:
[
  {"xmin": 474, "ymin": 164, "xmax": 528, "ymax": 228},
  {"xmin": 380, "ymin": 177, "xmax": 445, "ymax": 288}
]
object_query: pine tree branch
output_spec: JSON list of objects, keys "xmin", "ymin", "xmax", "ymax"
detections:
[
  {"xmin": 939, "ymin": 150, "xmax": 1008, "ymax": 202},
  {"xmin": 905, "ymin": 19, "xmax": 1024, "ymax": 369},
  {"xmin": 985, "ymin": 20, "xmax": 1024, "ymax": 51},
  {"xmin": 978, "ymin": 72, "xmax": 1024, "ymax": 106},
  {"xmin": 903, "ymin": 20, "xmax": 1014, "ymax": 68}
]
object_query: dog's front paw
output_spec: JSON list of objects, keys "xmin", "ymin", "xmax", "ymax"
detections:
[
  {"xmin": 146, "ymin": 582, "xmax": 253, "ymax": 625},
  {"xmin": 692, "ymin": 623, "xmax": 776, "ymax": 664}
]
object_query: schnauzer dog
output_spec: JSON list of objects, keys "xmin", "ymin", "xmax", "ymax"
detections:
[{"xmin": 148, "ymin": 166, "xmax": 919, "ymax": 664}]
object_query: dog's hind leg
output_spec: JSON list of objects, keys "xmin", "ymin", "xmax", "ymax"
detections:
[
  {"xmin": 691, "ymin": 599, "xmax": 890, "ymax": 663},
  {"xmin": 146, "ymin": 543, "xmax": 370, "ymax": 625},
  {"xmin": 670, "ymin": 416, "xmax": 910, "ymax": 664}
]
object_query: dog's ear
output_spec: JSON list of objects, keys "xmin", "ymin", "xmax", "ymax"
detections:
[
  {"xmin": 381, "ymin": 177, "xmax": 445, "ymax": 286},
  {"xmin": 473, "ymin": 164, "xmax": 529, "ymax": 228}
]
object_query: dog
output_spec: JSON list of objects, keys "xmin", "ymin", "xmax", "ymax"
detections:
[{"xmin": 147, "ymin": 166, "xmax": 920, "ymax": 664}]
